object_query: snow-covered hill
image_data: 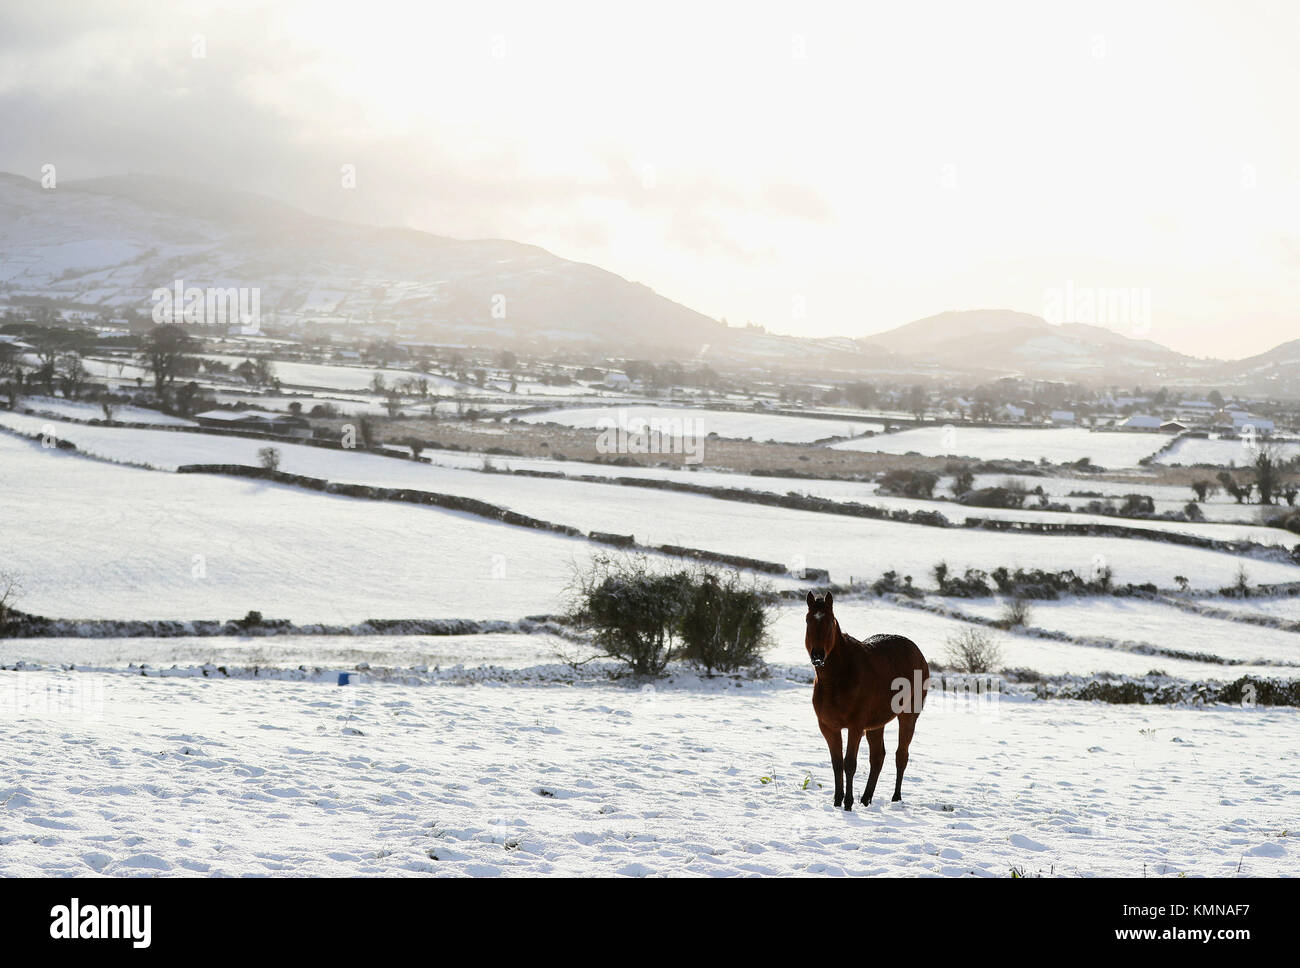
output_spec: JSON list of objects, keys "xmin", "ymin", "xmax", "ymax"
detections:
[
  {"xmin": 857, "ymin": 310, "xmax": 1198, "ymax": 380},
  {"xmin": 0, "ymin": 172, "xmax": 727, "ymax": 357},
  {"xmin": 3, "ymin": 172, "xmax": 1292, "ymax": 383}
]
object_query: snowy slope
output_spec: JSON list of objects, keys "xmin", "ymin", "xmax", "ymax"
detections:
[
  {"xmin": 5, "ymin": 418, "xmax": 1298, "ymax": 597},
  {"xmin": 952, "ymin": 597, "xmax": 1300, "ymax": 666},
  {"xmin": 832, "ymin": 426, "xmax": 1169, "ymax": 467},
  {"xmin": 0, "ymin": 433, "xmax": 615, "ymax": 623},
  {"xmin": 0, "ymin": 172, "xmax": 728, "ymax": 357},
  {"xmin": 1153, "ymin": 436, "xmax": 1300, "ymax": 468},
  {"xmin": 518, "ymin": 405, "xmax": 884, "ymax": 443},
  {"xmin": 5, "ymin": 413, "xmax": 1292, "ymax": 550},
  {"xmin": 0, "ymin": 669, "xmax": 1294, "ymax": 877}
]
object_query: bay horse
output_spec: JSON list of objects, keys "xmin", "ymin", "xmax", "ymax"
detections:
[{"xmin": 805, "ymin": 590, "xmax": 930, "ymax": 810}]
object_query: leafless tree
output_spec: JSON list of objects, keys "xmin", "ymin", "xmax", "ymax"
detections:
[
  {"xmin": 0, "ymin": 571, "xmax": 22, "ymax": 631},
  {"xmin": 0, "ymin": 343, "xmax": 24, "ymax": 409},
  {"xmin": 57, "ymin": 351, "xmax": 88, "ymax": 399},
  {"xmin": 1254, "ymin": 444, "xmax": 1284, "ymax": 505},
  {"xmin": 944, "ymin": 627, "xmax": 1003, "ymax": 674},
  {"xmin": 140, "ymin": 324, "xmax": 193, "ymax": 396}
]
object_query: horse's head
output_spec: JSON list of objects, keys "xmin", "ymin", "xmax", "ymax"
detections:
[{"xmin": 805, "ymin": 590, "xmax": 838, "ymax": 668}]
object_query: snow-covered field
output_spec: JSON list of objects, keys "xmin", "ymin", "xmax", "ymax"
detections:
[
  {"xmin": 6, "ymin": 411, "xmax": 1299, "ymax": 879},
  {"xmin": 5, "ymin": 419, "xmax": 1299, "ymax": 623},
  {"xmin": 196, "ymin": 355, "xmax": 496, "ymax": 397},
  {"xmin": 1153, "ymin": 436, "xmax": 1300, "ymax": 468},
  {"xmin": 0, "ymin": 433, "xmax": 619, "ymax": 623},
  {"xmin": 1, "ymin": 669, "xmax": 1294, "ymax": 877},
  {"xmin": 1210, "ymin": 595, "xmax": 1300, "ymax": 623},
  {"xmin": 16, "ymin": 396, "xmax": 196, "ymax": 426},
  {"xmin": 768, "ymin": 600, "xmax": 1295, "ymax": 680},
  {"xmin": 66, "ymin": 355, "xmax": 151, "ymax": 385},
  {"xmin": 518, "ymin": 404, "xmax": 883, "ymax": 443},
  {"xmin": 966, "ymin": 473, "xmax": 1274, "ymax": 524},
  {"xmin": 832, "ymin": 426, "xmax": 1169, "ymax": 467},
  {"xmin": 7, "ymin": 412, "xmax": 1290, "ymax": 548},
  {"xmin": 951, "ymin": 596, "xmax": 1300, "ymax": 667}
]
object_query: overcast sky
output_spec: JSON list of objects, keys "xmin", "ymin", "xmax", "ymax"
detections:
[{"xmin": 2, "ymin": 0, "xmax": 1298, "ymax": 358}]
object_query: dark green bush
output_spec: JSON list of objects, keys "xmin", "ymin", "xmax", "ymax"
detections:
[
  {"xmin": 569, "ymin": 555, "xmax": 687, "ymax": 675},
  {"xmin": 871, "ymin": 570, "xmax": 921, "ymax": 597},
  {"xmin": 877, "ymin": 469, "xmax": 938, "ymax": 499},
  {"xmin": 935, "ymin": 567, "xmax": 992, "ymax": 597},
  {"xmin": 568, "ymin": 556, "xmax": 771, "ymax": 675},
  {"xmin": 958, "ymin": 486, "xmax": 1027, "ymax": 509},
  {"xmin": 676, "ymin": 570, "xmax": 771, "ymax": 674}
]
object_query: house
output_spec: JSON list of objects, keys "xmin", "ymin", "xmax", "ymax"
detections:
[
  {"xmin": 998, "ymin": 404, "xmax": 1026, "ymax": 420},
  {"xmin": 1215, "ymin": 413, "xmax": 1275, "ymax": 435},
  {"xmin": 1160, "ymin": 420, "xmax": 1189, "ymax": 434},
  {"xmin": 1101, "ymin": 394, "xmax": 1150, "ymax": 410},
  {"xmin": 1120, "ymin": 414, "xmax": 1163, "ymax": 430},
  {"xmin": 194, "ymin": 409, "xmax": 313, "ymax": 439},
  {"xmin": 602, "ymin": 372, "xmax": 632, "ymax": 389},
  {"xmin": 1049, "ymin": 410, "xmax": 1075, "ymax": 425}
]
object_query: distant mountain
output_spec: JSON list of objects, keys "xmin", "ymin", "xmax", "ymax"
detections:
[
  {"xmin": 1215, "ymin": 337, "xmax": 1300, "ymax": 396},
  {"xmin": 0, "ymin": 172, "xmax": 1293, "ymax": 387},
  {"xmin": 857, "ymin": 310, "xmax": 1199, "ymax": 381},
  {"xmin": 861, "ymin": 309, "xmax": 1049, "ymax": 354},
  {"xmin": 0, "ymin": 172, "xmax": 727, "ymax": 357}
]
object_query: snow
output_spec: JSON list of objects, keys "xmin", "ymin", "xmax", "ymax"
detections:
[
  {"xmin": 16, "ymin": 396, "xmax": 196, "ymax": 427},
  {"xmin": 832, "ymin": 426, "xmax": 1170, "ymax": 467},
  {"xmin": 4, "ymin": 416, "xmax": 1298, "ymax": 599},
  {"xmin": 15, "ymin": 408, "xmax": 1288, "ymax": 542},
  {"xmin": 1210, "ymin": 596, "xmax": 1300, "ymax": 623},
  {"xmin": 0, "ymin": 433, "xmax": 615, "ymax": 623},
  {"xmin": 0, "ymin": 667, "xmax": 1294, "ymax": 877},
  {"xmin": 6, "ymin": 412, "xmax": 1291, "ymax": 556},
  {"xmin": 1154, "ymin": 437, "xmax": 1300, "ymax": 468},
  {"xmin": 67, "ymin": 355, "xmax": 151, "ymax": 383},
  {"xmin": 951, "ymin": 597, "xmax": 1300, "ymax": 667},
  {"xmin": 4, "ymin": 408, "xmax": 1300, "ymax": 878},
  {"xmin": 768, "ymin": 600, "xmax": 1295, "ymax": 680},
  {"xmin": 518, "ymin": 405, "xmax": 884, "ymax": 443},
  {"xmin": 196, "ymin": 355, "xmax": 494, "ymax": 397}
]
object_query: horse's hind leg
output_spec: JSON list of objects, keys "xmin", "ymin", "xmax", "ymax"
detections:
[
  {"xmin": 860, "ymin": 728, "xmax": 886, "ymax": 805},
  {"xmin": 893, "ymin": 713, "xmax": 919, "ymax": 802}
]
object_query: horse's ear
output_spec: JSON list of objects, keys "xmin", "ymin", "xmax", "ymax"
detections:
[
  {"xmin": 806, "ymin": 590, "xmax": 815, "ymax": 608},
  {"xmin": 825, "ymin": 591, "xmax": 834, "ymax": 609}
]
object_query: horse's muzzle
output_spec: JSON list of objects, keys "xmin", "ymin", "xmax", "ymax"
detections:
[{"xmin": 810, "ymin": 652, "xmax": 825, "ymax": 668}]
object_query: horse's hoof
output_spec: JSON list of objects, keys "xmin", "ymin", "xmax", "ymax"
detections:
[
  {"xmin": 843, "ymin": 801, "xmax": 853, "ymax": 812},
  {"xmin": 860, "ymin": 795, "xmax": 871, "ymax": 806},
  {"xmin": 833, "ymin": 797, "xmax": 843, "ymax": 808},
  {"xmin": 891, "ymin": 794, "xmax": 902, "ymax": 802}
]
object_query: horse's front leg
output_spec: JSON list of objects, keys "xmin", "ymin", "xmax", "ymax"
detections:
[
  {"xmin": 842, "ymin": 729, "xmax": 863, "ymax": 811},
  {"xmin": 819, "ymin": 722, "xmax": 844, "ymax": 807}
]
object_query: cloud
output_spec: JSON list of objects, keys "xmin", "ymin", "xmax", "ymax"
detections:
[
  {"xmin": 0, "ymin": 1, "xmax": 831, "ymax": 271},
  {"xmin": 2, "ymin": 1, "xmax": 1299, "ymax": 358}
]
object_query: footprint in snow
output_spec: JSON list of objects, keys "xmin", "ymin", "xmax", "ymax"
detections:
[
  {"xmin": 1009, "ymin": 834, "xmax": 1048, "ymax": 852},
  {"xmin": 1247, "ymin": 842, "xmax": 1286, "ymax": 857}
]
